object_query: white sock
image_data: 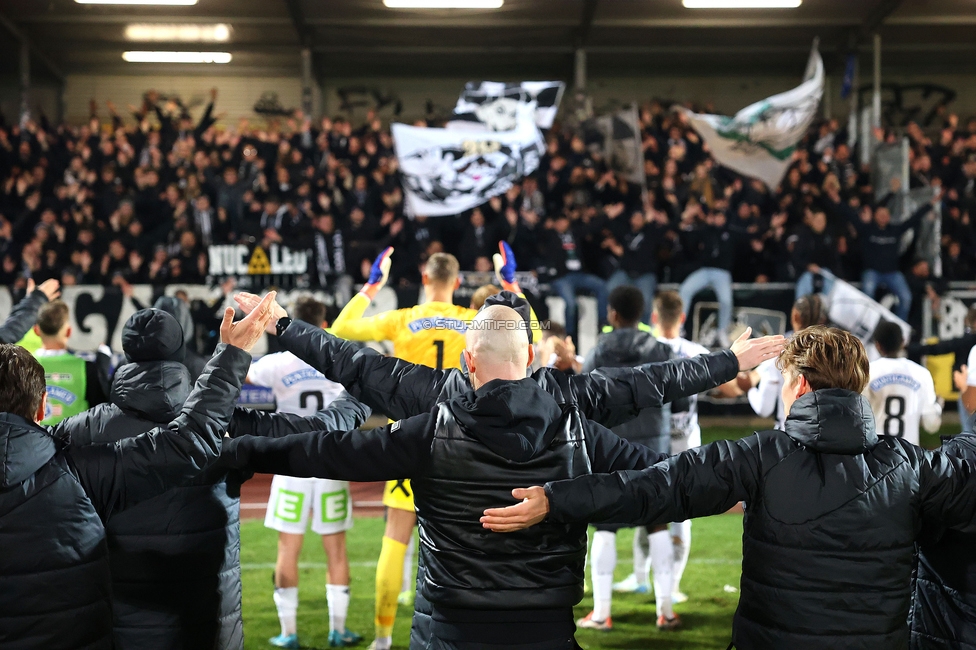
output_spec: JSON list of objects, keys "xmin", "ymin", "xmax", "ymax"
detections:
[
  {"xmin": 650, "ymin": 530, "xmax": 674, "ymax": 619},
  {"xmin": 590, "ymin": 530, "xmax": 616, "ymax": 621},
  {"xmin": 670, "ymin": 520, "xmax": 692, "ymax": 595},
  {"xmin": 273, "ymin": 587, "xmax": 299, "ymax": 637},
  {"xmin": 373, "ymin": 636, "xmax": 392, "ymax": 650},
  {"xmin": 401, "ymin": 534, "xmax": 416, "ymax": 593},
  {"xmin": 326, "ymin": 584, "xmax": 350, "ymax": 634},
  {"xmin": 633, "ymin": 526, "xmax": 651, "ymax": 588}
]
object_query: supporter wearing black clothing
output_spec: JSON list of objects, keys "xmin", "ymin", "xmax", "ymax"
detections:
[
  {"xmin": 232, "ymin": 289, "xmax": 783, "ymax": 650},
  {"xmin": 220, "ymin": 302, "xmax": 775, "ymax": 649},
  {"xmin": 0, "ymin": 295, "xmax": 276, "ymax": 649},
  {"xmin": 912, "ymin": 431, "xmax": 976, "ymax": 649},
  {"xmin": 793, "ymin": 210, "xmax": 839, "ymax": 298},
  {"xmin": 678, "ymin": 212, "xmax": 736, "ymax": 346},
  {"xmin": 582, "ymin": 286, "xmax": 674, "ymax": 455},
  {"xmin": 495, "ymin": 327, "xmax": 976, "ymax": 650},
  {"xmin": 57, "ymin": 308, "xmax": 369, "ymax": 650},
  {"xmin": 825, "ymin": 189, "xmax": 938, "ymax": 320},
  {"xmin": 539, "ymin": 214, "xmax": 608, "ymax": 338},
  {"xmin": 605, "ymin": 212, "xmax": 666, "ymax": 323}
]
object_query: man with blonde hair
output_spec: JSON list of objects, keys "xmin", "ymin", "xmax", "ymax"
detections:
[{"xmin": 486, "ymin": 326, "xmax": 976, "ymax": 650}]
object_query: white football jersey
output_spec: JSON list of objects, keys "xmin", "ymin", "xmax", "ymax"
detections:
[
  {"xmin": 659, "ymin": 336, "xmax": 709, "ymax": 450},
  {"xmin": 248, "ymin": 351, "xmax": 346, "ymax": 416},
  {"xmin": 749, "ymin": 357, "xmax": 786, "ymax": 431},
  {"xmin": 865, "ymin": 356, "xmax": 942, "ymax": 446}
]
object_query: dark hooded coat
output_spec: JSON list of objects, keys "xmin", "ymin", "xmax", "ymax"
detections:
[
  {"xmin": 56, "ymin": 309, "xmax": 370, "ymax": 650},
  {"xmin": 544, "ymin": 389, "xmax": 976, "ymax": 650}
]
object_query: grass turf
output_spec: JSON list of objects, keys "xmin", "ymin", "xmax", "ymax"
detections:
[{"xmin": 241, "ymin": 422, "xmax": 962, "ymax": 649}]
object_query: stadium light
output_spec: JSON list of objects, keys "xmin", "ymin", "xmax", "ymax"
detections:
[
  {"xmin": 125, "ymin": 24, "xmax": 231, "ymax": 42},
  {"xmin": 384, "ymin": 0, "xmax": 504, "ymax": 8},
  {"xmin": 77, "ymin": 0, "xmax": 198, "ymax": 5},
  {"xmin": 683, "ymin": 0, "xmax": 801, "ymax": 7},
  {"xmin": 122, "ymin": 51, "xmax": 232, "ymax": 63}
]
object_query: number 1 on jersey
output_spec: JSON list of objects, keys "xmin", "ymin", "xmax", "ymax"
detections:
[{"xmin": 433, "ymin": 340, "xmax": 445, "ymax": 370}]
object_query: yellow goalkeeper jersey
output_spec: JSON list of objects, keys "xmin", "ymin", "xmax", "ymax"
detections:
[{"xmin": 330, "ymin": 294, "xmax": 474, "ymax": 369}]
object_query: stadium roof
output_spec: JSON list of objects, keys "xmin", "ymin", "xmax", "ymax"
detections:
[{"xmin": 2, "ymin": 0, "xmax": 976, "ymax": 81}]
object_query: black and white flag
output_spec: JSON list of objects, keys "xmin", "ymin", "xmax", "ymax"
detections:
[
  {"xmin": 582, "ymin": 104, "xmax": 645, "ymax": 186},
  {"xmin": 449, "ymin": 81, "xmax": 565, "ymax": 131},
  {"xmin": 393, "ymin": 104, "xmax": 545, "ymax": 217}
]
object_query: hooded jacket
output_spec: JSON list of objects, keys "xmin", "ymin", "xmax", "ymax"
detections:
[
  {"xmin": 911, "ymin": 431, "xmax": 976, "ymax": 650},
  {"xmin": 544, "ymin": 389, "xmax": 976, "ymax": 650},
  {"xmin": 154, "ymin": 295, "xmax": 208, "ymax": 381},
  {"xmin": 56, "ymin": 310, "xmax": 370, "ymax": 650},
  {"xmin": 583, "ymin": 327, "xmax": 675, "ymax": 453},
  {"xmin": 219, "ymin": 378, "xmax": 664, "ymax": 644},
  {"xmin": 0, "ymin": 344, "xmax": 250, "ymax": 650}
]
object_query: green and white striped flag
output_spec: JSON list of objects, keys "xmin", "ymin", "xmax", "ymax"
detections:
[{"xmin": 681, "ymin": 40, "xmax": 824, "ymax": 189}]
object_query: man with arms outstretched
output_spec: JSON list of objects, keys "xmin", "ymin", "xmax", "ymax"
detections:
[
  {"xmin": 220, "ymin": 305, "xmax": 782, "ymax": 649},
  {"xmin": 233, "ymin": 288, "xmax": 783, "ymax": 648},
  {"xmin": 485, "ymin": 326, "xmax": 976, "ymax": 650}
]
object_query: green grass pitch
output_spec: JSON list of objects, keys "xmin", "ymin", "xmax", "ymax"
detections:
[{"xmin": 240, "ymin": 422, "xmax": 961, "ymax": 649}]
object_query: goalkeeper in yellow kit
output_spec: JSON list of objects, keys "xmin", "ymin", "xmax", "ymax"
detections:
[{"xmin": 329, "ymin": 243, "xmax": 532, "ymax": 650}]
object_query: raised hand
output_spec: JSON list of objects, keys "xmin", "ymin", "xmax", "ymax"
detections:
[
  {"xmin": 492, "ymin": 241, "xmax": 521, "ymax": 293},
  {"xmin": 480, "ymin": 486, "xmax": 550, "ymax": 533},
  {"xmin": 30, "ymin": 278, "xmax": 61, "ymax": 302},
  {"xmin": 362, "ymin": 246, "xmax": 393, "ymax": 299},
  {"xmin": 221, "ymin": 291, "xmax": 277, "ymax": 352},
  {"xmin": 233, "ymin": 292, "xmax": 287, "ymax": 334},
  {"xmin": 730, "ymin": 327, "xmax": 786, "ymax": 371}
]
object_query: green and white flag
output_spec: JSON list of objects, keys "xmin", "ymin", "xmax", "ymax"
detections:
[{"xmin": 681, "ymin": 41, "xmax": 824, "ymax": 189}]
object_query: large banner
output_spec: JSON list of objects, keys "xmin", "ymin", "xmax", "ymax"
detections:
[
  {"xmin": 393, "ymin": 104, "xmax": 545, "ymax": 216},
  {"xmin": 583, "ymin": 104, "xmax": 646, "ymax": 186},
  {"xmin": 449, "ymin": 80, "xmax": 565, "ymax": 131},
  {"xmin": 681, "ymin": 41, "xmax": 824, "ymax": 189},
  {"xmin": 207, "ymin": 243, "xmax": 310, "ymax": 289}
]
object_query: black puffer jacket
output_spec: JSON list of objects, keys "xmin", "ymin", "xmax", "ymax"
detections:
[
  {"xmin": 219, "ymin": 378, "xmax": 662, "ymax": 645},
  {"xmin": 583, "ymin": 327, "xmax": 675, "ymax": 453},
  {"xmin": 0, "ymin": 288, "xmax": 49, "ymax": 343},
  {"xmin": 545, "ymin": 389, "xmax": 976, "ymax": 650},
  {"xmin": 0, "ymin": 344, "xmax": 249, "ymax": 650},
  {"xmin": 56, "ymin": 312, "xmax": 370, "ymax": 650},
  {"xmin": 912, "ymin": 432, "xmax": 976, "ymax": 650}
]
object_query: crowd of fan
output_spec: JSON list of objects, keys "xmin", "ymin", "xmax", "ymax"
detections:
[{"xmin": 1, "ymin": 90, "xmax": 975, "ymax": 337}]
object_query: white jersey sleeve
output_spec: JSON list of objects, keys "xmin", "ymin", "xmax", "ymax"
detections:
[
  {"xmin": 968, "ymin": 346, "xmax": 976, "ymax": 386},
  {"xmin": 866, "ymin": 358, "xmax": 941, "ymax": 446},
  {"xmin": 660, "ymin": 337, "xmax": 708, "ymax": 450},
  {"xmin": 748, "ymin": 357, "xmax": 785, "ymax": 429},
  {"xmin": 247, "ymin": 352, "xmax": 346, "ymax": 417}
]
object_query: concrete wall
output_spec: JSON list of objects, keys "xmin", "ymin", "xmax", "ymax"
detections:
[{"xmin": 0, "ymin": 69, "xmax": 969, "ymax": 128}]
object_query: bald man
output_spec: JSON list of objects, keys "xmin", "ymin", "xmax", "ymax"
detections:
[{"xmin": 221, "ymin": 305, "xmax": 762, "ymax": 649}]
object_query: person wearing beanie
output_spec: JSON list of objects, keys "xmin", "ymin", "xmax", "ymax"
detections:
[
  {"xmin": 55, "ymin": 307, "xmax": 372, "ymax": 650},
  {"xmin": 0, "ymin": 292, "xmax": 276, "ymax": 649}
]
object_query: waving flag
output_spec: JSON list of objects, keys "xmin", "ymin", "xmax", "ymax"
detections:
[
  {"xmin": 394, "ymin": 103, "xmax": 545, "ymax": 217},
  {"xmin": 681, "ymin": 41, "xmax": 824, "ymax": 189},
  {"xmin": 448, "ymin": 81, "xmax": 565, "ymax": 131}
]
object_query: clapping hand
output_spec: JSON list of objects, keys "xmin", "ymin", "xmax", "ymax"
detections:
[{"xmin": 221, "ymin": 291, "xmax": 278, "ymax": 352}]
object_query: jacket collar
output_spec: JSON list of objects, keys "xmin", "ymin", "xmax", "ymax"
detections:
[
  {"xmin": 0, "ymin": 412, "xmax": 57, "ymax": 487},
  {"xmin": 784, "ymin": 389, "xmax": 878, "ymax": 454}
]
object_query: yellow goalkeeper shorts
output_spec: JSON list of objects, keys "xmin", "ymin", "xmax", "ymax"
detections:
[{"xmin": 382, "ymin": 479, "xmax": 415, "ymax": 512}]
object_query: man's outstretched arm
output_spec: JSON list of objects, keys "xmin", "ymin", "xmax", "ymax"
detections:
[
  {"xmin": 568, "ymin": 328, "xmax": 784, "ymax": 426},
  {"xmin": 228, "ymin": 394, "xmax": 372, "ymax": 439},
  {"xmin": 219, "ymin": 412, "xmax": 433, "ymax": 482},
  {"xmin": 481, "ymin": 435, "xmax": 763, "ymax": 533},
  {"xmin": 0, "ymin": 279, "xmax": 59, "ymax": 343},
  {"xmin": 236, "ymin": 292, "xmax": 459, "ymax": 420},
  {"xmin": 70, "ymin": 292, "xmax": 277, "ymax": 519}
]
